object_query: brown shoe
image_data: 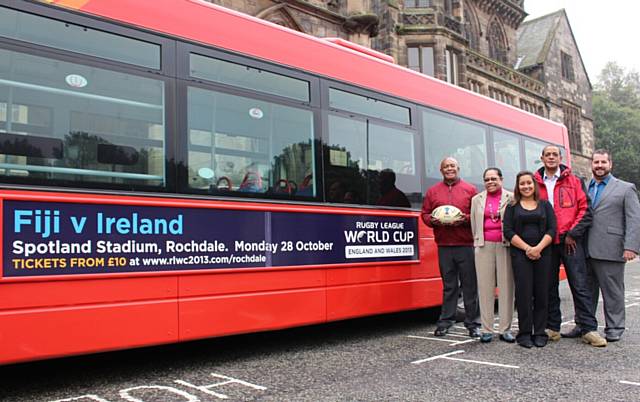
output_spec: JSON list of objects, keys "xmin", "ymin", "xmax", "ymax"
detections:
[
  {"xmin": 582, "ymin": 331, "xmax": 607, "ymax": 347},
  {"xmin": 546, "ymin": 329, "xmax": 561, "ymax": 342}
]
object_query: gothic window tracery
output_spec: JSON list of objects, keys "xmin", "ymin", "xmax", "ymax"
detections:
[
  {"xmin": 463, "ymin": 8, "xmax": 479, "ymax": 51},
  {"xmin": 487, "ymin": 19, "xmax": 508, "ymax": 64}
]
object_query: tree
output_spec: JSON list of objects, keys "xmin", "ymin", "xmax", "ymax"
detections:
[
  {"xmin": 595, "ymin": 62, "xmax": 640, "ymax": 109},
  {"xmin": 593, "ymin": 62, "xmax": 640, "ymax": 188}
]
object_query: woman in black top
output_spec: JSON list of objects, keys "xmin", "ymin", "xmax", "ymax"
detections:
[{"xmin": 503, "ymin": 171, "xmax": 557, "ymax": 348}]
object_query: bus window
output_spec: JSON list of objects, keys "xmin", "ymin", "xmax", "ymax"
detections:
[
  {"xmin": 492, "ymin": 129, "xmax": 521, "ymax": 188},
  {"xmin": 524, "ymin": 137, "xmax": 547, "ymax": 173},
  {"xmin": 329, "ymin": 88, "xmax": 411, "ymax": 125},
  {"xmin": 0, "ymin": 6, "xmax": 160, "ymax": 69},
  {"xmin": 324, "ymin": 114, "xmax": 418, "ymax": 208},
  {"xmin": 422, "ymin": 109, "xmax": 487, "ymax": 185},
  {"xmin": 190, "ymin": 53, "xmax": 309, "ymax": 103},
  {"xmin": 0, "ymin": 48, "xmax": 165, "ymax": 186},
  {"xmin": 324, "ymin": 115, "xmax": 367, "ymax": 204},
  {"xmin": 187, "ymin": 86, "xmax": 315, "ymax": 197},
  {"xmin": 368, "ymin": 123, "xmax": 420, "ymax": 208}
]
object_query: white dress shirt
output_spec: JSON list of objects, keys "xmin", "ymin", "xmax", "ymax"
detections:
[{"xmin": 543, "ymin": 170, "xmax": 560, "ymax": 206}]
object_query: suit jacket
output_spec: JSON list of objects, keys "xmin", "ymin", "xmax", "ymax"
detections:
[
  {"xmin": 470, "ymin": 189, "xmax": 513, "ymax": 247},
  {"xmin": 587, "ymin": 175, "xmax": 640, "ymax": 262}
]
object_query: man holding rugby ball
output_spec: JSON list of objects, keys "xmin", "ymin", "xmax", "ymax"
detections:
[{"xmin": 421, "ymin": 157, "xmax": 480, "ymax": 337}]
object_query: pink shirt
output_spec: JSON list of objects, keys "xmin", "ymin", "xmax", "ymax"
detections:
[{"xmin": 483, "ymin": 190, "xmax": 503, "ymax": 242}]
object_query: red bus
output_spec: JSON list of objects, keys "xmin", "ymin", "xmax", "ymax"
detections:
[{"xmin": 0, "ymin": 0, "xmax": 570, "ymax": 364}]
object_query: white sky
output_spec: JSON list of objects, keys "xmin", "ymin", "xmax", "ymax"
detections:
[{"xmin": 524, "ymin": 0, "xmax": 640, "ymax": 83}]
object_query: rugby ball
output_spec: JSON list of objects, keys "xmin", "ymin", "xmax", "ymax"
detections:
[{"xmin": 431, "ymin": 205, "xmax": 464, "ymax": 224}]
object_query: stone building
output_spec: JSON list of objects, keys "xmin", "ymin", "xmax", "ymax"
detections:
[
  {"xmin": 204, "ymin": 0, "xmax": 593, "ymax": 176},
  {"xmin": 517, "ymin": 9, "xmax": 593, "ymax": 176}
]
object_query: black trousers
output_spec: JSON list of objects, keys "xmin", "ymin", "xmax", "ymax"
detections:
[
  {"xmin": 547, "ymin": 241, "xmax": 598, "ymax": 332},
  {"xmin": 436, "ymin": 246, "xmax": 479, "ymax": 329},
  {"xmin": 512, "ymin": 248, "xmax": 551, "ymax": 340}
]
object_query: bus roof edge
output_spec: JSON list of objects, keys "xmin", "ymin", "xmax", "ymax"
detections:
[{"xmin": 322, "ymin": 37, "xmax": 395, "ymax": 64}]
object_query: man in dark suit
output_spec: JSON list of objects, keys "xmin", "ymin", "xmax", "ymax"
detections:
[{"xmin": 585, "ymin": 149, "xmax": 640, "ymax": 342}]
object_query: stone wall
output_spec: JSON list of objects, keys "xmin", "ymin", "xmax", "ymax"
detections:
[
  {"xmin": 543, "ymin": 15, "xmax": 594, "ymax": 177},
  {"xmin": 467, "ymin": 1, "xmax": 520, "ymax": 66}
]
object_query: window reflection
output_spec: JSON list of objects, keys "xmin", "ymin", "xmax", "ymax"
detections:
[
  {"xmin": 493, "ymin": 129, "xmax": 521, "ymax": 187},
  {"xmin": 0, "ymin": 48, "xmax": 165, "ymax": 186},
  {"xmin": 187, "ymin": 87, "xmax": 315, "ymax": 198},
  {"xmin": 324, "ymin": 114, "xmax": 419, "ymax": 208},
  {"xmin": 423, "ymin": 110, "xmax": 487, "ymax": 185},
  {"xmin": 524, "ymin": 138, "xmax": 547, "ymax": 173}
]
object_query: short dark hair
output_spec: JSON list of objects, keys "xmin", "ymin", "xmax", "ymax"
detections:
[
  {"xmin": 541, "ymin": 144, "xmax": 562, "ymax": 157},
  {"xmin": 592, "ymin": 148, "xmax": 612, "ymax": 162},
  {"xmin": 513, "ymin": 171, "xmax": 539, "ymax": 203},
  {"xmin": 483, "ymin": 167, "xmax": 503, "ymax": 179}
]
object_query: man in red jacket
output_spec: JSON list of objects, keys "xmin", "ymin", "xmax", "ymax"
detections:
[
  {"xmin": 534, "ymin": 145, "xmax": 606, "ymax": 347},
  {"xmin": 421, "ymin": 157, "xmax": 480, "ymax": 337}
]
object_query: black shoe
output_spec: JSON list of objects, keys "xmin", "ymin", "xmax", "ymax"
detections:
[
  {"xmin": 468, "ymin": 327, "xmax": 481, "ymax": 338},
  {"xmin": 480, "ymin": 333, "xmax": 493, "ymax": 343},
  {"xmin": 561, "ymin": 326, "xmax": 582, "ymax": 338},
  {"xmin": 499, "ymin": 331, "xmax": 516, "ymax": 343},
  {"xmin": 434, "ymin": 327, "xmax": 449, "ymax": 336},
  {"xmin": 606, "ymin": 334, "xmax": 621, "ymax": 342},
  {"xmin": 533, "ymin": 336, "xmax": 548, "ymax": 348},
  {"xmin": 517, "ymin": 339, "xmax": 533, "ymax": 348}
]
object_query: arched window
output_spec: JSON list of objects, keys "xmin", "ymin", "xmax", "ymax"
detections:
[
  {"xmin": 487, "ymin": 20, "xmax": 508, "ymax": 64},
  {"xmin": 463, "ymin": 8, "xmax": 479, "ymax": 51}
]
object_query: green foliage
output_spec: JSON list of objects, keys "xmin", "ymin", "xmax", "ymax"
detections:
[
  {"xmin": 593, "ymin": 62, "xmax": 640, "ymax": 188},
  {"xmin": 595, "ymin": 62, "xmax": 640, "ymax": 109}
]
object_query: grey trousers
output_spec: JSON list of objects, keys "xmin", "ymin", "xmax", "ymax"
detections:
[
  {"xmin": 587, "ymin": 258, "xmax": 626, "ymax": 337},
  {"xmin": 437, "ymin": 245, "xmax": 480, "ymax": 329},
  {"xmin": 474, "ymin": 242, "xmax": 514, "ymax": 334}
]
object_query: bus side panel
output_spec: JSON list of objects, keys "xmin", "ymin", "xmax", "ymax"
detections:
[
  {"xmin": 0, "ymin": 277, "xmax": 178, "ymax": 309},
  {"xmin": 324, "ymin": 237, "xmax": 438, "ymax": 287},
  {"xmin": 178, "ymin": 288, "xmax": 326, "ymax": 341},
  {"xmin": 0, "ymin": 300, "xmax": 178, "ymax": 365},
  {"xmin": 178, "ymin": 269, "xmax": 325, "ymax": 297},
  {"xmin": 419, "ymin": 236, "xmax": 440, "ymax": 278},
  {"xmin": 326, "ymin": 278, "xmax": 442, "ymax": 321},
  {"xmin": 324, "ymin": 236, "xmax": 442, "ymax": 320},
  {"xmin": 178, "ymin": 270, "xmax": 326, "ymax": 340},
  {"xmin": 325, "ymin": 263, "xmax": 427, "ymax": 286}
]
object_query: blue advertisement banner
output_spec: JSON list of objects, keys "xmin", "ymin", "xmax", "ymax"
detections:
[{"xmin": 3, "ymin": 200, "xmax": 418, "ymax": 277}]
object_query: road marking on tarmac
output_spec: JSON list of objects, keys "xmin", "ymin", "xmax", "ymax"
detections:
[
  {"xmin": 50, "ymin": 373, "xmax": 267, "ymax": 401},
  {"xmin": 412, "ymin": 350, "xmax": 519, "ymax": 368},
  {"xmin": 407, "ymin": 334, "xmax": 476, "ymax": 346},
  {"xmin": 441, "ymin": 332, "xmax": 471, "ymax": 338},
  {"xmin": 620, "ymin": 381, "xmax": 640, "ymax": 386}
]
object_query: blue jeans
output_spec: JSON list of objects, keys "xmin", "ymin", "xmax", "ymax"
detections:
[{"xmin": 547, "ymin": 239, "xmax": 598, "ymax": 332}]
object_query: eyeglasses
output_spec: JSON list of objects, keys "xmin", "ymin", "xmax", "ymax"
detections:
[{"xmin": 483, "ymin": 177, "xmax": 500, "ymax": 182}]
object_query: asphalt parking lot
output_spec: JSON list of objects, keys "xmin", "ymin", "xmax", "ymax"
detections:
[{"xmin": 2, "ymin": 261, "xmax": 640, "ymax": 402}]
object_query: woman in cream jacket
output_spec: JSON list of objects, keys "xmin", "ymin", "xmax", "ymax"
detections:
[{"xmin": 470, "ymin": 167, "xmax": 515, "ymax": 343}]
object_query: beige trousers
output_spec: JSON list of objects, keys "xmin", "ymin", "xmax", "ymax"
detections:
[{"xmin": 474, "ymin": 241, "xmax": 514, "ymax": 334}]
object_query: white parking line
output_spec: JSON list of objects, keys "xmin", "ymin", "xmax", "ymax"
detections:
[
  {"xmin": 407, "ymin": 335, "xmax": 458, "ymax": 343},
  {"xmin": 412, "ymin": 350, "xmax": 464, "ymax": 364},
  {"xmin": 626, "ymin": 302, "xmax": 639, "ymax": 308},
  {"xmin": 444, "ymin": 333, "xmax": 471, "ymax": 338},
  {"xmin": 406, "ymin": 335, "xmax": 477, "ymax": 346},
  {"xmin": 620, "ymin": 381, "xmax": 640, "ymax": 386},
  {"xmin": 444, "ymin": 356, "xmax": 520, "ymax": 368},
  {"xmin": 449, "ymin": 339, "xmax": 477, "ymax": 346},
  {"xmin": 412, "ymin": 350, "xmax": 519, "ymax": 368}
]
